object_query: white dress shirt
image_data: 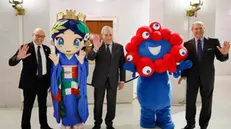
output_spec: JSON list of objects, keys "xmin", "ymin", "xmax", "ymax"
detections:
[{"xmin": 33, "ymin": 42, "xmax": 47, "ymax": 75}]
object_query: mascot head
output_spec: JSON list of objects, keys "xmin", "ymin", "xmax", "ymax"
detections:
[
  {"xmin": 125, "ymin": 22, "xmax": 188, "ymax": 77},
  {"xmin": 51, "ymin": 10, "xmax": 90, "ymax": 57}
]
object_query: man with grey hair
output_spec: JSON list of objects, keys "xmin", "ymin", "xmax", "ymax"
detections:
[
  {"xmin": 88, "ymin": 26, "xmax": 126, "ymax": 129},
  {"xmin": 9, "ymin": 28, "xmax": 52, "ymax": 129},
  {"xmin": 178, "ymin": 21, "xmax": 230, "ymax": 129}
]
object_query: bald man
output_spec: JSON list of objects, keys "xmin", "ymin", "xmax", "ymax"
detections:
[
  {"xmin": 9, "ymin": 28, "xmax": 52, "ymax": 129},
  {"xmin": 178, "ymin": 21, "xmax": 230, "ymax": 129}
]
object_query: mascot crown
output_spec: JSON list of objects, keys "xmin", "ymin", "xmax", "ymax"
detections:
[{"xmin": 56, "ymin": 9, "xmax": 86, "ymax": 23}]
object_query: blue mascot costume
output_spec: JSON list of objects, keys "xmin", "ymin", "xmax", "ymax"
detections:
[
  {"xmin": 124, "ymin": 22, "xmax": 192, "ymax": 129},
  {"xmin": 49, "ymin": 10, "xmax": 90, "ymax": 129}
]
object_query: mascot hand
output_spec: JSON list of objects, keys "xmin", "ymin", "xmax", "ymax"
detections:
[
  {"xmin": 75, "ymin": 50, "xmax": 86, "ymax": 64},
  {"xmin": 173, "ymin": 70, "xmax": 181, "ymax": 78},
  {"xmin": 123, "ymin": 62, "xmax": 136, "ymax": 72},
  {"xmin": 178, "ymin": 60, "xmax": 192, "ymax": 71},
  {"xmin": 49, "ymin": 53, "xmax": 60, "ymax": 66},
  {"xmin": 169, "ymin": 71, "xmax": 181, "ymax": 78}
]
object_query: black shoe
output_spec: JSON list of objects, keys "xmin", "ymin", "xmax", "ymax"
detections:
[
  {"xmin": 40, "ymin": 126, "xmax": 52, "ymax": 129},
  {"xmin": 200, "ymin": 127, "xmax": 207, "ymax": 129},
  {"xmin": 92, "ymin": 125, "xmax": 101, "ymax": 129},
  {"xmin": 183, "ymin": 125, "xmax": 195, "ymax": 129},
  {"xmin": 106, "ymin": 125, "xmax": 115, "ymax": 129}
]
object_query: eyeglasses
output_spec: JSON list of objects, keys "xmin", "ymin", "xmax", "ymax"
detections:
[{"xmin": 35, "ymin": 34, "xmax": 46, "ymax": 38}]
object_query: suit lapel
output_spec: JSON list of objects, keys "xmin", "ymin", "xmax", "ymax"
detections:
[
  {"xmin": 42, "ymin": 45, "xmax": 49, "ymax": 58},
  {"xmin": 190, "ymin": 38, "xmax": 201, "ymax": 60},
  {"xmin": 98, "ymin": 43, "xmax": 105, "ymax": 54},
  {"xmin": 28, "ymin": 42, "xmax": 36, "ymax": 61},
  {"xmin": 42, "ymin": 45, "xmax": 50, "ymax": 67},
  {"xmin": 28, "ymin": 42, "xmax": 37, "ymax": 64},
  {"xmin": 191, "ymin": 37, "xmax": 208, "ymax": 60},
  {"xmin": 190, "ymin": 38, "xmax": 197, "ymax": 54},
  {"xmin": 203, "ymin": 38, "xmax": 208, "ymax": 54},
  {"xmin": 111, "ymin": 43, "xmax": 117, "ymax": 62}
]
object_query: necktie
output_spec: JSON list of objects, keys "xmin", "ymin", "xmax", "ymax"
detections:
[
  {"xmin": 106, "ymin": 44, "xmax": 111, "ymax": 60},
  {"xmin": 197, "ymin": 39, "xmax": 203, "ymax": 59},
  {"xmin": 37, "ymin": 46, "xmax": 43, "ymax": 78}
]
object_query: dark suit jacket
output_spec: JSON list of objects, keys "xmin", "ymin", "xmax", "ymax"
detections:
[
  {"xmin": 87, "ymin": 42, "xmax": 126, "ymax": 89},
  {"xmin": 9, "ymin": 42, "xmax": 51, "ymax": 90},
  {"xmin": 181, "ymin": 38, "xmax": 229, "ymax": 86}
]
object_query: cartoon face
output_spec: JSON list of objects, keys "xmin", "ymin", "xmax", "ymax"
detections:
[
  {"xmin": 54, "ymin": 29, "xmax": 84, "ymax": 55},
  {"xmin": 51, "ymin": 19, "xmax": 89, "ymax": 55},
  {"xmin": 138, "ymin": 39, "xmax": 171, "ymax": 61},
  {"xmin": 125, "ymin": 22, "xmax": 187, "ymax": 77}
]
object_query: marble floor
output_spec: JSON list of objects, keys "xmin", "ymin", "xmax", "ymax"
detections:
[{"xmin": 0, "ymin": 76, "xmax": 230, "ymax": 129}]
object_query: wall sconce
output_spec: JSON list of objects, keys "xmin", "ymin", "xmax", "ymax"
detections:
[
  {"xmin": 186, "ymin": 0, "xmax": 203, "ymax": 17},
  {"xmin": 9, "ymin": 0, "xmax": 25, "ymax": 15}
]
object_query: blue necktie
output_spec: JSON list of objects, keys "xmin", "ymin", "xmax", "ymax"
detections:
[
  {"xmin": 106, "ymin": 44, "xmax": 111, "ymax": 60},
  {"xmin": 197, "ymin": 39, "xmax": 203, "ymax": 59},
  {"xmin": 37, "ymin": 46, "xmax": 43, "ymax": 78}
]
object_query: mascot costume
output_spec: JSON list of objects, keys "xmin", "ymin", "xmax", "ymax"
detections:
[
  {"xmin": 124, "ymin": 22, "xmax": 192, "ymax": 129},
  {"xmin": 49, "ymin": 10, "xmax": 90, "ymax": 129}
]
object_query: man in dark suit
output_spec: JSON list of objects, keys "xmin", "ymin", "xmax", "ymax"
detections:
[
  {"xmin": 87, "ymin": 26, "xmax": 126, "ymax": 129},
  {"xmin": 178, "ymin": 21, "xmax": 230, "ymax": 129},
  {"xmin": 9, "ymin": 28, "xmax": 52, "ymax": 129}
]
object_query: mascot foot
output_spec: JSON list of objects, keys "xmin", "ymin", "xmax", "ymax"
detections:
[
  {"xmin": 73, "ymin": 123, "xmax": 85, "ymax": 129},
  {"xmin": 60, "ymin": 125, "xmax": 72, "ymax": 129},
  {"xmin": 157, "ymin": 122, "xmax": 174, "ymax": 129},
  {"xmin": 140, "ymin": 106, "xmax": 156, "ymax": 128},
  {"xmin": 140, "ymin": 126, "xmax": 162, "ymax": 129},
  {"xmin": 156, "ymin": 106, "xmax": 175, "ymax": 129}
]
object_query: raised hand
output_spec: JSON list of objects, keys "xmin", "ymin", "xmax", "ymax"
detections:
[
  {"xmin": 49, "ymin": 53, "xmax": 60, "ymax": 66},
  {"xmin": 75, "ymin": 50, "xmax": 86, "ymax": 64},
  {"xmin": 17, "ymin": 44, "xmax": 31, "ymax": 60},
  {"xmin": 217, "ymin": 41, "xmax": 230, "ymax": 55},
  {"xmin": 90, "ymin": 34, "xmax": 102, "ymax": 51}
]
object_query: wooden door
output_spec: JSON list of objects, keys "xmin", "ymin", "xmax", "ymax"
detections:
[{"xmin": 85, "ymin": 20, "xmax": 113, "ymax": 56}]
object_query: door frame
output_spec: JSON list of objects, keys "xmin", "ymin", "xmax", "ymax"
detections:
[{"xmin": 86, "ymin": 16, "xmax": 117, "ymax": 41}]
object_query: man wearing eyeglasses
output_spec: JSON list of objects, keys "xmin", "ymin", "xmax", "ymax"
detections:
[{"xmin": 9, "ymin": 28, "xmax": 52, "ymax": 129}]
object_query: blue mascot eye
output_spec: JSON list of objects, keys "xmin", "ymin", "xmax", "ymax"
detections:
[
  {"xmin": 153, "ymin": 23, "xmax": 160, "ymax": 30},
  {"xmin": 55, "ymin": 37, "xmax": 64, "ymax": 46},
  {"xmin": 142, "ymin": 66, "xmax": 152, "ymax": 75},
  {"xmin": 127, "ymin": 55, "xmax": 133, "ymax": 62},
  {"xmin": 142, "ymin": 32, "xmax": 150, "ymax": 39},
  {"xmin": 179, "ymin": 48, "xmax": 186, "ymax": 56},
  {"xmin": 74, "ymin": 38, "xmax": 80, "ymax": 47}
]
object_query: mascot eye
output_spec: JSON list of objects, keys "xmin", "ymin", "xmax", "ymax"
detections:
[
  {"xmin": 84, "ymin": 33, "xmax": 90, "ymax": 41},
  {"xmin": 179, "ymin": 48, "xmax": 186, "ymax": 56},
  {"xmin": 142, "ymin": 66, "xmax": 152, "ymax": 75},
  {"xmin": 55, "ymin": 37, "xmax": 64, "ymax": 46},
  {"xmin": 74, "ymin": 38, "xmax": 80, "ymax": 47},
  {"xmin": 126, "ymin": 55, "xmax": 133, "ymax": 62},
  {"xmin": 142, "ymin": 31, "xmax": 150, "ymax": 39},
  {"xmin": 153, "ymin": 23, "xmax": 160, "ymax": 30}
]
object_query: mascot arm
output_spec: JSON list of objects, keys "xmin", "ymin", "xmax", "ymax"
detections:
[
  {"xmin": 50, "ymin": 63, "xmax": 62, "ymax": 123},
  {"xmin": 77, "ymin": 59, "xmax": 89, "ymax": 123},
  {"xmin": 123, "ymin": 62, "xmax": 136, "ymax": 73},
  {"xmin": 170, "ymin": 60, "xmax": 192, "ymax": 78},
  {"xmin": 177, "ymin": 60, "xmax": 192, "ymax": 71}
]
